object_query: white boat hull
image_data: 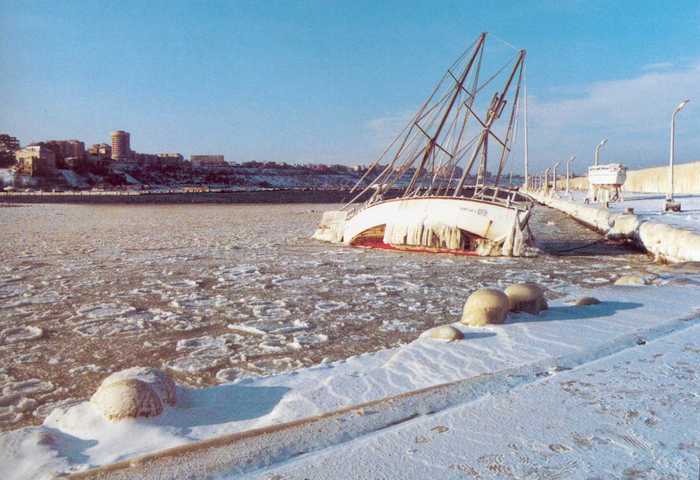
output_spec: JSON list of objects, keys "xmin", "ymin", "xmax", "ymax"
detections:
[{"xmin": 313, "ymin": 196, "xmax": 531, "ymax": 256}]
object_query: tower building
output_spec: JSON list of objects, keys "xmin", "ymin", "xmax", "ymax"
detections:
[{"xmin": 111, "ymin": 130, "xmax": 131, "ymax": 161}]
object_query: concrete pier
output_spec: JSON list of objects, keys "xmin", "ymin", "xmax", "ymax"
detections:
[{"xmin": 528, "ymin": 191, "xmax": 700, "ymax": 263}]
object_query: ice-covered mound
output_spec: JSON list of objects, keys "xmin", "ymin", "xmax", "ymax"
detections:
[
  {"xmin": 89, "ymin": 367, "xmax": 178, "ymax": 421},
  {"xmin": 99, "ymin": 367, "xmax": 177, "ymax": 407},
  {"xmin": 90, "ymin": 379, "xmax": 163, "ymax": 421},
  {"xmin": 573, "ymin": 296, "xmax": 601, "ymax": 306},
  {"xmin": 460, "ymin": 288, "xmax": 509, "ymax": 326},
  {"xmin": 429, "ymin": 325, "xmax": 464, "ymax": 341},
  {"xmin": 504, "ymin": 282, "xmax": 548, "ymax": 314}
]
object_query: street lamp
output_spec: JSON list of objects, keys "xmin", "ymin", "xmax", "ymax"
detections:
[
  {"xmin": 566, "ymin": 155, "xmax": 576, "ymax": 194},
  {"xmin": 666, "ymin": 99, "xmax": 690, "ymax": 211},
  {"xmin": 552, "ymin": 162, "xmax": 560, "ymax": 193},
  {"xmin": 594, "ymin": 138, "xmax": 608, "ymax": 166}
]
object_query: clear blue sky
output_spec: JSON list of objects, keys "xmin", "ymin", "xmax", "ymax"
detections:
[{"xmin": 1, "ymin": 0, "xmax": 699, "ymax": 172}]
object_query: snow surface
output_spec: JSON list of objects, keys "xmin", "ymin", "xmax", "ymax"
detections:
[
  {"xmin": 246, "ymin": 319, "xmax": 700, "ymax": 480},
  {"xmin": 1, "ymin": 283, "xmax": 699, "ymax": 479}
]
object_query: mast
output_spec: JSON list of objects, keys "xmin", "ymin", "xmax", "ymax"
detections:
[
  {"xmin": 453, "ymin": 49, "xmax": 526, "ymax": 196},
  {"xmin": 404, "ymin": 32, "xmax": 487, "ymax": 196},
  {"xmin": 523, "ymin": 65, "xmax": 529, "ymax": 190}
]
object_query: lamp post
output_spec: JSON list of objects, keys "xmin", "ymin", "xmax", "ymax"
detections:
[
  {"xmin": 552, "ymin": 162, "xmax": 560, "ymax": 193},
  {"xmin": 566, "ymin": 155, "xmax": 575, "ymax": 194},
  {"xmin": 666, "ymin": 99, "xmax": 690, "ymax": 211},
  {"xmin": 594, "ymin": 138, "xmax": 608, "ymax": 166}
]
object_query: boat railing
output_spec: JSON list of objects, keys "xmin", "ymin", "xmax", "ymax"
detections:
[
  {"xmin": 471, "ymin": 185, "xmax": 531, "ymax": 209},
  {"xmin": 343, "ymin": 185, "xmax": 531, "ymax": 221}
]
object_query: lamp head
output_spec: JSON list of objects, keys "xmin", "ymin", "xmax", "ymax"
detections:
[
  {"xmin": 675, "ymin": 99, "xmax": 690, "ymax": 113},
  {"xmin": 598, "ymin": 138, "xmax": 608, "ymax": 148}
]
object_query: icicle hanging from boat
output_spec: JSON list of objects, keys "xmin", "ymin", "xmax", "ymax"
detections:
[{"xmin": 383, "ymin": 222, "xmax": 465, "ymax": 250}]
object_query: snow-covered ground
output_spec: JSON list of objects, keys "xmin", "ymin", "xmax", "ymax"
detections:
[
  {"xmin": 2, "ymin": 282, "xmax": 699, "ymax": 479},
  {"xmin": 566, "ymin": 190, "xmax": 700, "ymax": 234},
  {"xmin": 247, "ymin": 318, "xmax": 700, "ymax": 480}
]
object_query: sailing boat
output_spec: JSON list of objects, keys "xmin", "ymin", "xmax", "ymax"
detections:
[{"xmin": 313, "ymin": 32, "xmax": 534, "ymax": 256}]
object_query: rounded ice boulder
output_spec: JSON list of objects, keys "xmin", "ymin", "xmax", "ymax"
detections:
[
  {"xmin": 504, "ymin": 283, "xmax": 548, "ymax": 314},
  {"xmin": 429, "ymin": 325, "xmax": 464, "ymax": 341},
  {"xmin": 460, "ymin": 288, "xmax": 509, "ymax": 326},
  {"xmin": 100, "ymin": 367, "xmax": 177, "ymax": 406},
  {"xmin": 574, "ymin": 296, "xmax": 601, "ymax": 306},
  {"xmin": 90, "ymin": 378, "xmax": 163, "ymax": 421}
]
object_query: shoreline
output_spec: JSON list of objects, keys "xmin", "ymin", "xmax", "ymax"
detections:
[{"xmin": 0, "ymin": 189, "xmax": 366, "ymax": 205}]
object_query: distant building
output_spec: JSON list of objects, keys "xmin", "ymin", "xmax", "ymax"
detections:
[
  {"xmin": 0, "ymin": 134, "xmax": 20, "ymax": 152},
  {"xmin": 46, "ymin": 140, "xmax": 85, "ymax": 160},
  {"xmin": 15, "ymin": 145, "xmax": 56, "ymax": 176},
  {"xmin": 434, "ymin": 164, "xmax": 463, "ymax": 179},
  {"xmin": 135, "ymin": 152, "xmax": 160, "ymax": 168},
  {"xmin": 88, "ymin": 143, "xmax": 112, "ymax": 158},
  {"xmin": 0, "ymin": 134, "xmax": 20, "ymax": 167},
  {"xmin": 191, "ymin": 154, "xmax": 227, "ymax": 170},
  {"xmin": 87, "ymin": 143, "xmax": 112, "ymax": 168},
  {"xmin": 111, "ymin": 130, "xmax": 131, "ymax": 161},
  {"xmin": 157, "ymin": 153, "xmax": 184, "ymax": 169}
]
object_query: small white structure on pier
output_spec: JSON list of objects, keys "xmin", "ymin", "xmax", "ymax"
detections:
[{"xmin": 587, "ymin": 163, "xmax": 627, "ymax": 204}]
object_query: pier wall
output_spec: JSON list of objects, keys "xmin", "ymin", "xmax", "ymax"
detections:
[
  {"xmin": 559, "ymin": 160, "xmax": 700, "ymax": 194},
  {"xmin": 528, "ymin": 191, "xmax": 700, "ymax": 263}
]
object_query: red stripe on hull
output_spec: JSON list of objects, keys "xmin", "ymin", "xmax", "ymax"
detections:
[{"xmin": 350, "ymin": 237, "xmax": 480, "ymax": 256}]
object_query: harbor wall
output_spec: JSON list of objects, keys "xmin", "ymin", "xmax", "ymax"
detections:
[
  {"xmin": 559, "ymin": 160, "xmax": 700, "ymax": 194},
  {"xmin": 528, "ymin": 191, "xmax": 700, "ymax": 263}
]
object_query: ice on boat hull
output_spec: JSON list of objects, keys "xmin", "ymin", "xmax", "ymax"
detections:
[
  {"xmin": 311, "ymin": 210, "xmax": 347, "ymax": 243},
  {"xmin": 313, "ymin": 196, "xmax": 530, "ymax": 256}
]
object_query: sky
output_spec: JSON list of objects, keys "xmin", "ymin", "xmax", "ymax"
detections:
[{"xmin": 1, "ymin": 0, "xmax": 699, "ymax": 173}]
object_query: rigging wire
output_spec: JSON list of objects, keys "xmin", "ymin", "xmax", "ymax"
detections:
[
  {"xmin": 345, "ymin": 33, "xmax": 526, "ymax": 209},
  {"xmin": 489, "ymin": 33, "xmax": 519, "ymax": 52}
]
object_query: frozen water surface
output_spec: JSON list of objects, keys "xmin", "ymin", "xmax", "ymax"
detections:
[{"xmin": 0, "ymin": 202, "xmax": 668, "ymax": 431}]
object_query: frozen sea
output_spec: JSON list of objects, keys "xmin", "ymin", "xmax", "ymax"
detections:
[{"xmin": 0, "ymin": 202, "xmax": 675, "ymax": 432}]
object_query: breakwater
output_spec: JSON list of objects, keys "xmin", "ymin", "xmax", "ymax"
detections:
[
  {"xmin": 565, "ymin": 160, "xmax": 700, "ymax": 194},
  {"xmin": 529, "ymin": 191, "xmax": 700, "ymax": 263}
]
